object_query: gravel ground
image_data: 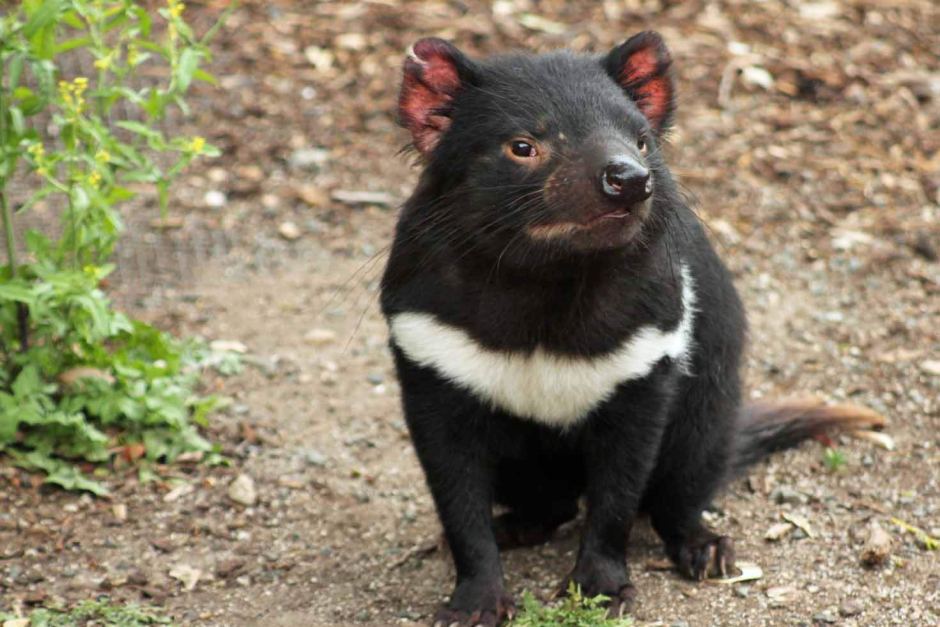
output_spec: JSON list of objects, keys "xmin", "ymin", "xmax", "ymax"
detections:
[{"xmin": 1, "ymin": 1, "xmax": 938, "ymax": 625}]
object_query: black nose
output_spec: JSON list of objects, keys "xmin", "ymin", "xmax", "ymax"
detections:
[{"xmin": 601, "ymin": 159, "xmax": 652, "ymax": 203}]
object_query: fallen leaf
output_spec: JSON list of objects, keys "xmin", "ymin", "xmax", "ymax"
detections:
[
  {"xmin": 707, "ymin": 561, "xmax": 763, "ymax": 585},
  {"xmin": 169, "ymin": 564, "xmax": 202, "ymax": 591},
  {"xmin": 849, "ymin": 430, "xmax": 896, "ymax": 451},
  {"xmin": 764, "ymin": 522, "xmax": 795, "ymax": 542},
  {"xmin": 120, "ymin": 442, "xmax": 146, "ymax": 463},
  {"xmin": 210, "ymin": 340, "xmax": 247, "ymax": 353},
  {"xmin": 163, "ymin": 482, "xmax": 194, "ymax": 503},
  {"xmin": 782, "ymin": 512, "xmax": 815, "ymax": 538},
  {"xmin": 517, "ymin": 13, "xmax": 567, "ymax": 34},
  {"xmin": 330, "ymin": 189, "xmax": 396, "ymax": 206},
  {"xmin": 766, "ymin": 585, "xmax": 798, "ymax": 607}
]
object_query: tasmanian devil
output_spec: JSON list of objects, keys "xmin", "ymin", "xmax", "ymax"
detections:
[{"xmin": 379, "ymin": 31, "xmax": 884, "ymax": 625}]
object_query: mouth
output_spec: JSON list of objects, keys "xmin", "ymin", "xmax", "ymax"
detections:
[
  {"xmin": 526, "ymin": 202, "xmax": 645, "ymax": 241},
  {"xmin": 589, "ymin": 208, "xmax": 632, "ymax": 222}
]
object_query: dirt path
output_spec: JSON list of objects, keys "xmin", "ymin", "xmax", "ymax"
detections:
[{"xmin": 2, "ymin": 1, "xmax": 938, "ymax": 625}]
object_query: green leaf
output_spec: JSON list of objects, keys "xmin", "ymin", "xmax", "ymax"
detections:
[
  {"xmin": 44, "ymin": 467, "xmax": 110, "ymax": 496},
  {"xmin": 176, "ymin": 48, "xmax": 201, "ymax": 92},
  {"xmin": 70, "ymin": 185, "xmax": 90, "ymax": 212},
  {"xmin": 8, "ymin": 53, "xmax": 25, "ymax": 92},
  {"xmin": 133, "ymin": 5, "xmax": 153, "ymax": 37},
  {"xmin": 0, "ymin": 283, "xmax": 35, "ymax": 304},
  {"xmin": 22, "ymin": 0, "xmax": 64, "ymax": 38},
  {"xmin": 54, "ymin": 35, "xmax": 92, "ymax": 54},
  {"xmin": 106, "ymin": 185, "xmax": 136, "ymax": 203},
  {"xmin": 116, "ymin": 120, "xmax": 162, "ymax": 141},
  {"xmin": 193, "ymin": 68, "xmax": 218, "ymax": 85},
  {"xmin": 8, "ymin": 106, "xmax": 26, "ymax": 135}
]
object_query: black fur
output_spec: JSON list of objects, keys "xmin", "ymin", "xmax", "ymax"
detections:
[{"xmin": 381, "ymin": 33, "xmax": 878, "ymax": 625}]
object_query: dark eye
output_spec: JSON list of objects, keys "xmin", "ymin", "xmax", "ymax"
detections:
[
  {"xmin": 637, "ymin": 138, "xmax": 648, "ymax": 154},
  {"xmin": 510, "ymin": 140, "xmax": 537, "ymax": 158}
]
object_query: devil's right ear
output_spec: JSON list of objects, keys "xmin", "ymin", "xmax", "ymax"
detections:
[{"xmin": 398, "ymin": 38, "xmax": 474, "ymax": 157}]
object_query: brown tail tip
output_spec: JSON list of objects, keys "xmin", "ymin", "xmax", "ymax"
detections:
[
  {"xmin": 747, "ymin": 397, "xmax": 886, "ymax": 430},
  {"xmin": 734, "ymin": 397, "xmax": 887, "ymax": 472}
]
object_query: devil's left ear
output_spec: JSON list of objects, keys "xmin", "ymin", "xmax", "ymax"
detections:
[{"xmin": 603, "ymin": 31, "xmax": 675, "ymax": 134}]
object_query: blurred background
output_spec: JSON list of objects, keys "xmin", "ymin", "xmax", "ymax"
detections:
[{"xmin": 2, "ymin": 1, "xmax": 937, "ymax": 625}]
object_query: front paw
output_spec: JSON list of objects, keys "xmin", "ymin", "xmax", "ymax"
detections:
[
  {"xmin": 433, "ymin": 579, "xmax": 515, "ymax": 627},
  {"xmin": 559, "ymin": 556, "xmax": 637, "ymax": 618},
  {"xmin": 670, "ymin": 532, "xmax": 735, "ymax": 580}
]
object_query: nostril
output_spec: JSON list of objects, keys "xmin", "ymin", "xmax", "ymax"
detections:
[
  {"xmin": 602, "ymin": 163, "xmax": 629, "ymax": 196},
  {"xmin": 601, "ymin": 160, "xmax": 651, "ymax": 200}
]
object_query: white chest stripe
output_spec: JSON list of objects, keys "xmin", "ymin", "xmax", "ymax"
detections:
[{"xmin": 390, "ymin": 265, "xmax": 696, "ymax": 427}]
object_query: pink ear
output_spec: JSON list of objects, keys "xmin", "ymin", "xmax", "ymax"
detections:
[
  {"xmin": 604, "ymin": 32, "xmax": 675, "ymax": 133},
  {"xmin": 398, "ymin": 39, "xmax": 465, "ymax": 155}
]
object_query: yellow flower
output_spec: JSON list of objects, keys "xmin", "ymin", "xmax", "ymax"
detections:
[
  {"xmin": 127, "ymin": 44, "xmax": 140, "ymax": 66},
  {"xmin": 28, "ymin": 143, "xmax": 45, "ymax": 158},
  {"xmin": 58, "ymin": 77, "xmax": 89, "ymax": 114},
  {"xmin": 58, "ymin": 80, "xmax": 74, "ymax": 107},
  {"xmin": 168, "ymin": 0, "xmax": 185, "ymax": 19},
  {"xmin": 188, "ymin": 136, "xmax": 206, "ymax": 153},
  {"xmin": 89, "ymin": 171, "xmax": 102, "ymax": 187},
  {"xmin": 94, "ymin": 55, "xmax": 111, "ymax": 71},
  {"xmin": 95, "ymin": 149, "xmax": 110, "ymax": 163}
]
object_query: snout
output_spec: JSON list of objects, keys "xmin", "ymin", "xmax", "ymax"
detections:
[{"xmin": 600, "ymin": 158, "xmax": 652, "ymax": 204}]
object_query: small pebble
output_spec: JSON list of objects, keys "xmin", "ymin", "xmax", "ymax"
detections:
[
  {"xmin": 813, "ymin": 610, "xmax": 837, "ymax": 624},
  {"xmin": 839, "ymin": 599, "xmax": 863, "ymax": 617},
  {"xmin": 920, "ymin": 360, "xmax": 940, "ymax": 376},
  {"xmin": 289, "ymin": 147, "xmax": 329, "ymax": 171},
  {"xmin": 112, "ymin": 503, "xmax": 127, "ymax": 522},
  {"xmin": 204, "ymin": 190, "xmax": 227, "ymax": 208},
  {"xmin": 734, "ymin": 585, "xmax": 750, "ymax": 598},
  {"xmin": 770, "ymin": 486, "xmax": 806, "ymax": 505},
  {"xmin": 860, "ymin": 522, "xmax": 892, "ymax": 568},
  {"xmin": 304, "ymin": 450, "xmax": 328, "ymax": 467},
  {"xmin": 278, "ymin": 221, "xmax": 302, "ymax": 241},
  {"xmin": 227, "ymin": 474, "xmax": 258, "ymax": 507},
  {"xmin": 304, "ymin": 328, "xmax": 337, "ymax": 345}
]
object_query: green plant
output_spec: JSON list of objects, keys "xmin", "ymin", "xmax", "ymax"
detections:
[
  {"xmin": 822, "ymin": 447, "xmax": 847, "ymax": 472},
  {"xmin": 509, "ymin": 584, "xmax": 634, "ymax": 627},
  {"xmin": 1, "ymin": 598, "xmax": 172, "ymax": 626},
  {"xmin": 0, "ymin": 0, "xmax": 232, "ymax": 494}
]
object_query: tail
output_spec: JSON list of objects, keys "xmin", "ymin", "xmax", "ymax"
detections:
[{"xmin": 732, "ymin": 397, "xmax": 886, "ymax": 474}]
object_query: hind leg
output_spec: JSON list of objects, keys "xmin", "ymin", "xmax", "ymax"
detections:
[
  {"xmin": 644, "ymin": 383, "xmax": 738, "ymax": 580},
  {"xmin": 493, "ymin": 457, "xmax": 582, "ymax": 549}
]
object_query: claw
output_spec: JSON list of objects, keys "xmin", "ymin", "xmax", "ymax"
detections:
[{"xmin": 674, "ymin": 533, "xmax": 736, "ymax": 582}]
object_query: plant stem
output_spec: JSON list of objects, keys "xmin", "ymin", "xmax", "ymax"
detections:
[
  {"xmin": 0, "ymin": 48, "xmax": 29, "ymax": 350},
  {"xmin": 0, "ymin": 192, "xmax": 16, "ymax": 277},
  {"xmin": 0, "ymin": 191, "xmax": 28, "ymax": 350}
]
